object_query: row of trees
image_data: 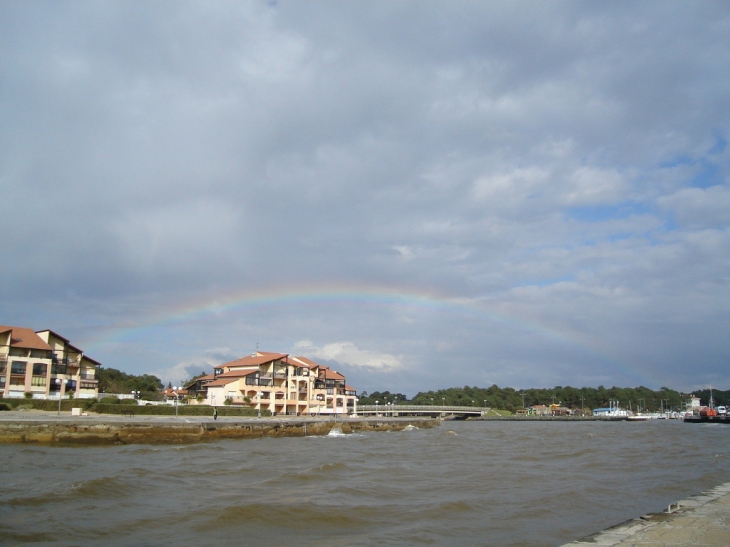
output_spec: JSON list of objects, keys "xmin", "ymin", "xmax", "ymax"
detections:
[
  {"xmin": 97, "ymin": 367, "xmax": 164, "ymax": 397},
  {"xmin": 359, "ymin": 385, "xmax": 729, "ymax": 413}
]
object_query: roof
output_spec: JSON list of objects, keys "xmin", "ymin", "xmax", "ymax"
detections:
[
  {"xmin": 35, "ymin": 329, "xmax": 84, "ymax": 354},
  {"xmin": 220, "ymin": 352, "xmax": 288, "ymax": 369},
  {"xmin": 0, "ymin": 325, "xmax": 52, "ymax": 351},
  {"xmin": 216, "ymin": 369, "xmax": 258, "ymax": 379},
  {"xmin": 320, "ymin": 368, "xmax": 345, "ymax": 380},
  {"xmin": 290, "ymin": 355, "xmax": 318, "ymax": 368},
  {"xmin": 162, "ymin": 388, "xmax": 189, "ymax": 396},
  {"xmin": 183, "ymin": 373, "xmax": 215, "ymax": 388},
  {"xmin": 257, "ymin": 351, "xmax": 288, "ymax": 358}
]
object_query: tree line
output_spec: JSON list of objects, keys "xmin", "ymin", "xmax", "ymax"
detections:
[
  {"xmin": 359, "ymin": 385, "xmax": 729, "ymax": 413},
  {"xmin": 98, "ymin": 367, "xmax": 164, "ymax": 396}
]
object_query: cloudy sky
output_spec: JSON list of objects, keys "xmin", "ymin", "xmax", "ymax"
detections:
[{"xmin": 2, "ymin": 1, "xmax": 729, "ymax": 396}]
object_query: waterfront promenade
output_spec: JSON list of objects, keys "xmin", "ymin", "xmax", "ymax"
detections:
[{"xmin": 560, "ymin": 481, "xmax": 730, "ymax": 547}]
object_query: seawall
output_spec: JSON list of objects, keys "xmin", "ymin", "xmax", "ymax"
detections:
[
  {"xmin": 0, "ymin": 416, "xmax": 440, "ymax": 445},
  {"xmin": 559, "ymin": 481, "xmax": 730, "ymax": 546}
]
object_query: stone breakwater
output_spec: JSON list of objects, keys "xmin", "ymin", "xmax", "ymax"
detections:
[{"xmin": 0, "ymin": 417, "xmax": 440, "ymax": 445}]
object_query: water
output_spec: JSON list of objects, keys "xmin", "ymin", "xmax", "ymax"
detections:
[{"xmin": 1, "ymin": 420, "xmax": 729, "ymax": 546}]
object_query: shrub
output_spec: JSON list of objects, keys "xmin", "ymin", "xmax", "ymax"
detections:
[
  {"xmin": 91, "ymin": 404, "xmax": 265, "ymax": 417},
  {"xmin": 24, "ymin": 391, "xmax": 33, "ymax": 399}
]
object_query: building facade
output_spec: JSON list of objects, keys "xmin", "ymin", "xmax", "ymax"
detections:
[
  {"xmin": 0, "ymin": 325, "xmax": 100, "ymax": 399},
  {"xmin": 200, "ymin": 351, "xmax": 357, "ymax": 415}
]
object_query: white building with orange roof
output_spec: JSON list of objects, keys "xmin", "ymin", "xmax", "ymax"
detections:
[
  {"xmin": 204, "ymin": 351, "xmax": 357, "ymax": 415},
  {"xmin": 0, "ymin": 325, "xmax": 100, "ymax": 399}
]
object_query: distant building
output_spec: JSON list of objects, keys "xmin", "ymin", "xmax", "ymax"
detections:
[
  {"xmin": 200, "ymin": 351, "xmax": 357, "ymax": 415},
  {"xmin": 0, "ymin": 325, "xmax": 100, "ymax": 399}
]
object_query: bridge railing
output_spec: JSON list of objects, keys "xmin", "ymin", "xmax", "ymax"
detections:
[{"xmin": 355, "ymin": 405, "xmax": 490, "ymax": 414}]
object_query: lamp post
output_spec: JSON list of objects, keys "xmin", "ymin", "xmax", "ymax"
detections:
[
  {"xmin": 375, "ymin": 400, "xmax": 379, "ymax": 416},
  {"xmin": 55, "ymin": 378, "xmax": 67, "ymax": 417},
  {"xmin": 172, "ymin": 386, "xmax": 180, "ymax": 417},
  {"xmin": 131, "ymin": 390, "xmax": 140, "ymax": 400}
]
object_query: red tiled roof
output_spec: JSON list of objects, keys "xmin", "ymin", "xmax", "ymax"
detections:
[
  {"xmin": 291, "ymin": 356, "xmax": 319, "ymax": 368},
  {"xmin": 162, "ymin": 388, "xmax": 189, "ymax": 396},
  {"xmin": 321, "ymin": 368, "xmax": 345, "ymax": 380},
  {"xmin": 183, "ymin": 373, "xmax": 215, "ymax": 389},
  {"xmin": 0, "ymin": 325, "xmax": 52, "ymax": 351},
  {"xmin": 216, "ymin": 369, "xmax": 258, "ymax": 378},
  {"xmin": 220, "ymin": 352, "xmax": 288, "ymax": 369}
]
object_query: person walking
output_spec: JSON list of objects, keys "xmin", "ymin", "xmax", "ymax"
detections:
[{"xmin": 213, "ymin": 407, "xmax": 218, "ymax": 420}]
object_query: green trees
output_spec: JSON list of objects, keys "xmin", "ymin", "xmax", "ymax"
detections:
[
  {"xmin": 97, "ymin": 367, "xmax": 164, "ymax": 395},
  {"xmin": 361, "ymin": 384, "xmax": 710, "ymax": 412},
  {"xmin": 357, "ymin": 391, "xmax": 409, "ymax": 405}
]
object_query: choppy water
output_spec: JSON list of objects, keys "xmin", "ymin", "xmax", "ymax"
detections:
[{"xmin": 1, "ymin": 420, "xmax": 729, "ymax": 547}]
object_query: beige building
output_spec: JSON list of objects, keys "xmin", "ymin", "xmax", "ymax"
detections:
[
  {"xmin": 202, "ymin": 351, "xmax": 357, "ymax": 415},
  {"xmin": 0, "ymin": 325, "xmax": 100, "ymax": 399}
]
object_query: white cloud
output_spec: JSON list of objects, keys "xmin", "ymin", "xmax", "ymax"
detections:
[{"xmin": 293, "ymin": 340, "xmax": 405, "ymax": 371}]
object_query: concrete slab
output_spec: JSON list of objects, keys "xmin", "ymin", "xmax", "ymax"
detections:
[{"xmin": 560, "ymin": 481, "xmax": 730, "ymax": 547}]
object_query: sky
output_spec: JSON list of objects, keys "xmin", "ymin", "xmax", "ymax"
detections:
[{"xmin": 2, "ymin": 1, "xmax": 729, "ymax": 397}]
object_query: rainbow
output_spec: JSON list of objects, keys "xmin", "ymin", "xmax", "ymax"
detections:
[{"xmin": 82, "ymin": 282, "xmax": 650, "ymax": 385}]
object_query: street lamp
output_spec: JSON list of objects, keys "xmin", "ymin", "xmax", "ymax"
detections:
[
  {"xmin": 172, "ymin": 386, "xmax": 180, "ymax": 417},
  {"xmin": 375, "ymin": 400, "xmax": 379, "ymax": 416},
  {"xmin": 55, "ymin": 378, "xmax": 67, "ymax": 417},
  {"xmin": 131, "ymin": 390, "xmax": 140, "ymax": 400}
]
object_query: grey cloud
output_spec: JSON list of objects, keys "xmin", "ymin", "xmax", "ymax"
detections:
[{"xmin": 2, "ymin": 1, "xmax": 729, "ymax": 394}]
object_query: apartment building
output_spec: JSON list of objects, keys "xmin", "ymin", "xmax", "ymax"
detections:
[
  {"xmin": 201, "ymin": 351, "xmax": 357, "ymax": 415},
  {"xmin": 0, "ymin": 325, "xmax": 100, "ymax": 399}
]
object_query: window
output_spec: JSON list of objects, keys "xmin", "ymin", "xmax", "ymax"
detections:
[
  {"xmin": 31, "ymin": 376, "xmax": 46, "ymax": 387},
  {"xmin": 33, "ymin": 363, "xmax": 47, "ymax": 376},
  {"xmin": 11, "ymin": 361, "xmax": 26, "ymax": 375},
  {"xmin": 10, "ymin": 376, "xmax": 25, "ymax": 386},
  {"xmin": 51, "ymin": 364, "xmax": 66, "ymax": 375},
  {"xmin": 9, "ymin": 348, "xmax": 26, "ymax": 357},
  {"xmin": 30, "ymin": 349, "xmax": 49, "ymax": 359},
  {"xmin": 0, "ymin": 361, "xmax": 6, "ymax": 374},
  {"xmin": 80, "ymin": 382, "xmax": 96, "ymax": 390}
]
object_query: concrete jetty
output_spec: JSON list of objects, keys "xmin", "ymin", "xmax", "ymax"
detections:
[
  {"xmin": 0, "ymin": 410, "xmax": 439, "ymax": 444},
  {"xmin": 560, "ymin": 481, "xmax": 730, "ymax": 547}
]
